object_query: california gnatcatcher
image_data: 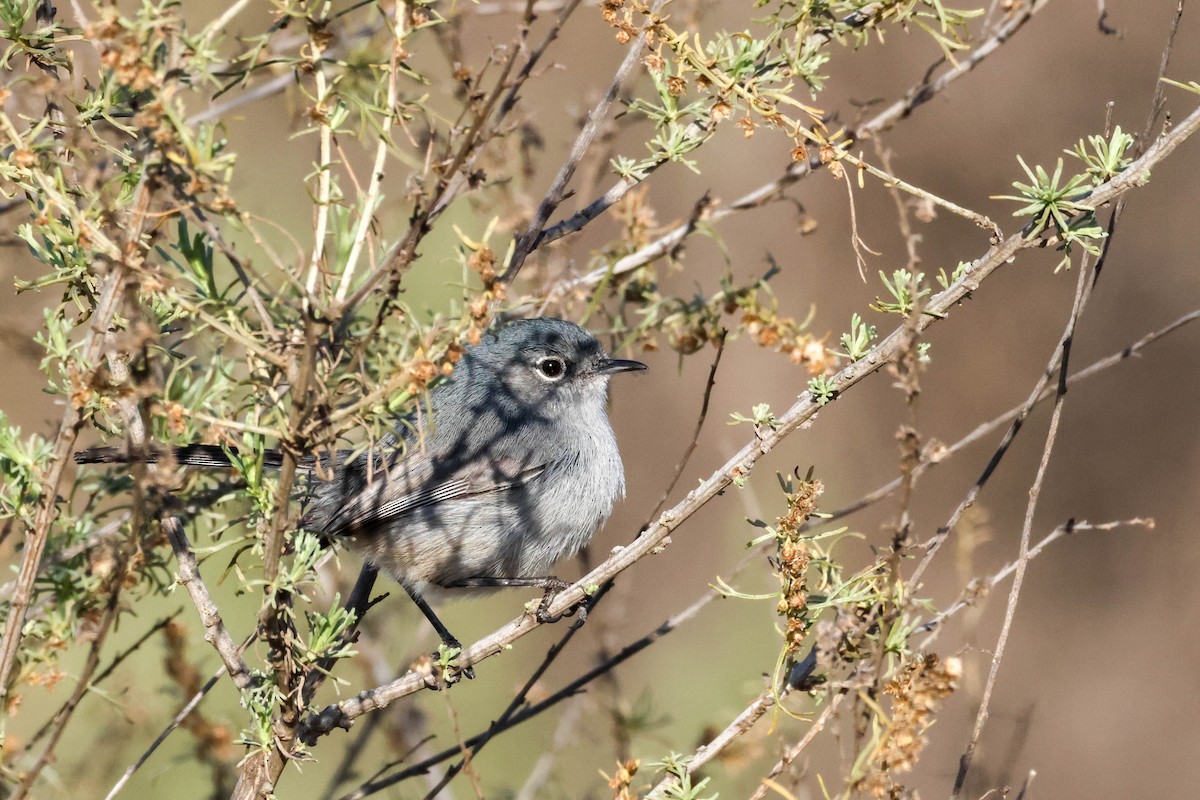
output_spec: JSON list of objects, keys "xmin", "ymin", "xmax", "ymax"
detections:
[{"xmin": 76, "ymin": 318, "xmax": 646, "ymax": 649}]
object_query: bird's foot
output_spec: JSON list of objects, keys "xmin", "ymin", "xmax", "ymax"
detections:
[
  {"xmin": 534, "ymin": 578, "xmax": 579, "ymax": 624},
  {"xmin": 433, "ymin": 638, "xmax": 475, "ymax": 681}
]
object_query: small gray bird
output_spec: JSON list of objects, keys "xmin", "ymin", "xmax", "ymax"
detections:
[{"xmin": 76, "ymin": 318, "xmax": 645, "ymax": 648}]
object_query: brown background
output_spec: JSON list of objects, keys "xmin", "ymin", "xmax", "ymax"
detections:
[{"xmin": 3, "ymin": 1, "xmax": 1200, "ymax": 797}]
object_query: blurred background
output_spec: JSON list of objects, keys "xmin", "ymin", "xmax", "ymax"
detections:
[{"xmin": 3, "ymin": 0, "xmax": 1200, "ymax": 797}]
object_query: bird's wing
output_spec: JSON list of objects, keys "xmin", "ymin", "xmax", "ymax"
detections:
[{"xmin": 320, "ymin": 452, "xmax": 546, "ymax": 537}]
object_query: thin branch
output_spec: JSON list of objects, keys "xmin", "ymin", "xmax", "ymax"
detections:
[
  {"xmin": 644, "ymin": 330, "xmax": 726, "ymax": 521},
  {"xmin": 349, "ymin": 592, "xmax": 592, "ymax": 796},
  {"xmin": 760, "ymin": 516, "xmax": 1148, "ymax": 800},
  {"xmin": 501, "ymin": 0, "xmax": 669, "ymax": 284},
  {"xmin": 201, "ymin": 0, "xmax": 256, "ymax": 41},
  {"xmin": 22, "ymin": 612, "xmax": 180, "ymax": 752},
  {"xmin": 497, "ymin": 0, "xmax": 584, "ymax": 121},
  {"xmin": 950, "ymin": 256, "xmax": 1091, "ymax": 797},
  {"xmin": 645, "ymin": 692, "xmax": 776, "ymax": 799},
  {"xmin": 843, "ymin": 151, "xmax": 1001, "ymax": 239},
  {"xmin": 104, "ymin": 657, "xmax": 240, "ymax": 800},
  {"xmin": 339, "ymin": 10, "xmax": 531, "ymax": 331},
  {"xmin": 11, "ymin": 593, "xmax": 123, "ymax": 798},
  {"xmin": 163, "ymin": 515, "xmax": 255, "ymax": 691},
  {"xmin": 537, "ymin": 0, "xmax": 1053, "ymax": 306},
  {"xmin": 949, "ymin": 10, "xmax": 1188, "ymax": 787},
  {"xmin": 336, "ymin": 582, "xmax": 723, "ymax": 797},
  {"xmin": 862, "ymin": 0, "xmax": 1054, "ymax": 136},
  {"xmin": 1137, "ymin": 0, "xmax": 1184, "ymax": 144},
  {"xmin": 305, "ymin": 41, "xmax": 334, "ymax": 298},
  {"xmin": 920, "ymin": 517, "xmax": 1155, "ymax": 642},
  {"xmin": 824, "ymin": 316, "xmax": 1186, "ymax": 525},
  {"xmin": 746, "ymin": 693, "xmax": 847, "ymax": 800},
  {"xmin": 513, "ymin": 696, "xmax": 585, "ymax": 800},
  {"xmin": 336, "ymin": 3, "xmax": 405, "ymax": 303},
  {"xmin": 815, "ymin": 306, "xmax": 1200, "ymax": 533}
]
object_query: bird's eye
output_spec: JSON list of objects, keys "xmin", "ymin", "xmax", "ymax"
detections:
[{"xmin": 536, "ymin": 356, "xmax": 566, "ymax": 381}]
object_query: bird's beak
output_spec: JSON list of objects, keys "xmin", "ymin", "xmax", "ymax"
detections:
[{"xmin": 599, "ymin": 357, "xmax": 648, "ymax": 374}]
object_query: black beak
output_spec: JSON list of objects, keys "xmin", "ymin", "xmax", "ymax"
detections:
[{"xmin": 599, "ymin": 357, "xmax": 648, "ymax": 375}]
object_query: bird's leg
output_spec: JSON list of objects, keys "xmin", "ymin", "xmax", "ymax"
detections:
[
  {"xmin": 402, "ymin": 583, "xmax": 474, "ymax": 680},
  {"xmin": 447, "ymin": 576, "xmax": 578, "ymax": 624}
]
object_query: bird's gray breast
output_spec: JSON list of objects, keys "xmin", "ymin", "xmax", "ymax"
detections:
[
  {"xmin": 514, "ymin": 408, "xmax": 625, "ymax": 574},
  {"xmin": 314, "ymin": 406, "xmax": 625, "ymax": 593}
]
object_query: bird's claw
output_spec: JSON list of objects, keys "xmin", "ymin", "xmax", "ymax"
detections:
[
  {"xmin": 534, "ymin": 579, "xmax": 570, "ymax": 624},
  {"xmin": 534, "ymin": 579, "xmax": 590, "ymax": 626},
  {"xmin": 433, "ymin": 639, "xmax": 475, "ymax": 681}
]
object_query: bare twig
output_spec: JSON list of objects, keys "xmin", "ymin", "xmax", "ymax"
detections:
[
  {"xmin": 949, "ymin": 256, "xmax": 1091, "ymax": 797},
  {"xmin": 513, "ymin": 697, "xmax": 585, "ymax": 800},
  {"xmin": 645, "ymin": 692, "xmax": 776, "ymax": 799},
  {"xmin": 501, "ymin": 0, "xmax": 668, "ymax": 284},
  {"xmin": 22, "ymin": 612, "xmax": 180, "ymax": 752},
  {"xmin": 304, "ymin": 37, "xmax": 334, "ymax": 298},
  {"xmin": 948, "ymin": 10, "xmax": 1189, "ymax": 787},
  {"xmin": 814, "ymin": 306, "xmax": 1200, "ymax": 533},
  {"xmin": 645, "ymin": 330, "xmax": 726, "ymax": 521},
  {"xmin": 342, "ymin": 14, "xmax": 531, "ymax": 327},
  {"xmin": 1138, "ymin": 0, "xmax": 1185, "ymax": 151},
  {"xmin": 359, "ymin": 590, "xmax": 592, "ymax": 797},
  {"xmin": 336, "ymin": 582, "xmax": 723, "ymax": 797},
  {"xmin": 538, "ymin": 0, "xmax": 1053, "ymax": 308},
  {"xmin": 920, "ymin": 517, "xmax": 1155, "ymax": 642},
  {"xmin": 844, "ymin": 151, "xmax": 1001, "ymax": 239},
  {"xmin": 863, "ymin": 0, "xmax": 1053, "ymax": 136},
  {"xmin": 336, "ymin": 3, "xmax": 405, "ymax": 303},
  {"xmin": 104, "ymin": 655, "xmax": 243, "ymax": 800},
  {"xmin": 873, "ymin": 138, "xmax": 923, "ymax": 269},
  {"xmin": 162, "ymin": 516, "xmax": 255, "ymax": 691},
  {"xmin": 746, "ymin": 692, "xmax": 847, "ymax": 800}
]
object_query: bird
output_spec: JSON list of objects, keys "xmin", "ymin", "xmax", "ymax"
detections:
[{"xmin": 75, "ymin": 318, "xmax": 646, "ymax": 650}]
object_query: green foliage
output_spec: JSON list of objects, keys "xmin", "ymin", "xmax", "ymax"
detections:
[
  {"xmin": 936, "ymin": 261, "xmax": 970, "ymax": 289},
  {"xmin": 610, "ymin": 0, "xmax": 980, "ymax": 191},
  {"xmin": 3, "ymin": 0, "xmax": 1157, "ymax": 796},
  {"xmin": 300, "ymin": 598, "xmax": 358, "ymax": 668},
  {"xmin": 837, "ymin": 313, "xmax": 877, "ymax": 361},
  {"xmin": 1069, "ymin": 126, "xmax": 1135, "ymax": 183},
  {"xmin": 997, "ymin": 127, "xmax": 1136, "ymax": 271},
  {"xmin": 647, "ymin": 753, "xmax": 717, "ymax": 800},
  {"xmin": 873, "ymin": 269, "xmax": 932, "ymax": 316},
  {"xmin": 238, "ymin": 672, "xmax": 284, "ymax": 751},
  {"xmin": 0, "ymin": 412, "xmax": 50, "ymax": 524},
  {"xmin": 728, "ymin": 402, "xmax": 780, "ymax": 431},
  {"xmin": 807, "ymin": 374, "xmax": 837, "ymax": 405},
  {"xmin": 1000, "ymin": 156, "xmax": 1093, "ymax": 235}
]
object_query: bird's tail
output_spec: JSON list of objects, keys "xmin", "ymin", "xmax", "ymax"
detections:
[{"xmin": 73, "ymin": 444, "xmax": 321, "ymax": 470}]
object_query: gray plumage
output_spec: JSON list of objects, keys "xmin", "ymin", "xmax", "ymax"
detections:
[
  {"xmin": 303, "ymin": 318, "xmax": 645, "ymax": 598},
  {"xmin": 72, "ymin": 318, "xmax": 645, "ymax": 641}
]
